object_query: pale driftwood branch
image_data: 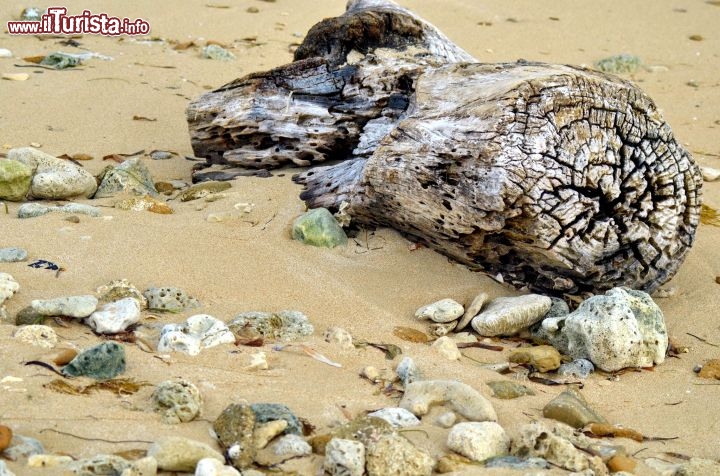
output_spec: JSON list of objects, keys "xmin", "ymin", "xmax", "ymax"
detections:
[{"xmin": 185, "ymin": 0, "xmax": 702, "ymax": 295}]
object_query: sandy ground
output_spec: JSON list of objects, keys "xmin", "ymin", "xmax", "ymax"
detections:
[{"xmin": 1, "ymin": 0, "xmax": 719, "ymax": 474}]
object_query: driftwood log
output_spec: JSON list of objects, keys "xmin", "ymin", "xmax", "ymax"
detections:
[{"xmin": 187, "ymin": 0, "xmax": 702, "ymax": 295}]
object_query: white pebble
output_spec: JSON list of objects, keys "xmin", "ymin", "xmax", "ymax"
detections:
[
  {"xmin": 431, "ymin": 336, "xmax": 461, "ymax": 360},
  {"xmin": 447, "ymin": 421, "xmax": 509, "ymax": 462},
  {"xmin": 367, "ymin": 408, "xmax": 420, "ymax": 428},
  {"xmin": 324, "ymin": 438, "xmax": 365, "ymax": 476},
  {"xmin": 415, "ymin": 298, "xmax": 464, "ymax": 323}
]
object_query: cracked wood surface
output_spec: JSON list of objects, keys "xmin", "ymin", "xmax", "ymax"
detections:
[{"xmin": 186, "ymin": 0, "xmax": 702, "ymax": 295}]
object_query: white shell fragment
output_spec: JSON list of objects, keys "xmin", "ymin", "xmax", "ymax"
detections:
[
  {"xmin": 86, "ymin": 297, "xmax": 142, "ymax": 334},
  {"xmin": 471, "ymin": 294, "xmax": 552, "ymax": 336},
  {"xmin": 157, "ymin": 314, "xmax": 236, "ymax": 356},
  {"xmin": 415, "ymin": 298, "xmax": 464, "ymax": 323},
  {"xmin": 0, "ymin": 273, "xmax": 20, "ymax": 306}
]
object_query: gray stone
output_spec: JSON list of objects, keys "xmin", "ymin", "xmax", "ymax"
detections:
[
  {"xmin": 228, "ymin": 310, "xmax": 313, "ymax": 341},
  {"xmin": 202, "ymin": 44, "xmax": 235, "ymax": 61},
  {"xmin": 31, "ymin": 295, "xmax": 98, "ymax": 318},
  {"xmin": 537, "ymin": 287, "xmax": 668, "ymax": 372},
  {"xmin": 0, "ymin": 247, "xmax": 27, "ymax": 263},
  {"xmin": 595, "ymin": 54, "xmax": 642, "ymax": 74},
  {"xmin": 157, "ymin": 314, "xmax": 236, "ymax": 356},
  {"xmin": 17, "ymin": 202, "xmax": 101, "ymax": 218},
  {"xmin": 292, "ymin": 208, "xmax": 348, "ymax": 248},
  {"xmin": 543, "ymin": 389, "xmax": 607, "ymax": 429},
  {"xmin": 250, "ymin": 403, "xmax": 302, "ymax": 435},
  {"xmin": 324, "ymin": 438, "xmax": 365, "ymax": 476},
  {"xmin": 2, "ymin": 435, "xmax": 44, "ymax": 461},
  {"xmin": 558, "ymin": 359, "xmax": 595, "ymax": 379},
  {"xmin": 14, "ymin": 306, "xmax": 44, "ymax": 325},
  {"xmin": 95, "ymin": 157, "xmax": 158, "ymax": 198},
  {"xmin": 396, "ymin": 356, "xmax": 421, "ymax": 386},
  {"xmin": 487, "ymin": 380, "xmax": 535, "ymax": 399},
  {"xmin": 399, "ymin": 380, "xmax": 497, "ymax": 422},
  {"xmin": 62, "ymin": 341, "xmax": 126, "ymax": 379},
  {"xmin": 152, "ymin": 379, "xmax": 202, "ymax": 424},
  {"xmin": 415, "ymin": 298, "xmax": 464, "ymax": 323},
  {"xmin": 471, "ymin": 294, "xmax": 552, "ymax": 336},
  {"xmin": 253, "ymin": 434, "xmax": 311, "ymax": 466},
  {"xmin": 0, "ymin": 159, "xmax": 32, "ymax": 201},
  {"xmin": 365, "ymin": 432, "xmax": 434, "ymax": 476},
  {"xmin": 8, "ymin": 147, "xmax": 97, "ymax": 199},
  {"xmin": 86, "ymin": 297, "xmax": 142, "ymax": 334},
  {"xmin": 148, "ymin": 437, "xmax": 224, "ymax": 473},
  {"xmin": 447, "ymin": 421, "xmax": 509, "ymax": 462},
  {"xmin": 143, "ymin": 286, "xmax": 199, "ymax": 312},
  {"xmin": 367, "ymin": 408, "xmax": 420, "ymax": 428},
  {"xmin": 484, "ymin": 456, "xmax": 550, "ymax": 470},
  {"xmin": 13, "ymin": 325, "xmax": 57, "ymax": 348}
]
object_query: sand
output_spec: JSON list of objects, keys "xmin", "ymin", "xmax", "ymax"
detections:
[{"xmin": 1, "ymin": 0, "xmax": 719, "ymax": 474}]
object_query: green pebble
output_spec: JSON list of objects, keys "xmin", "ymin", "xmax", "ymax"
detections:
[
  {"xmin": 0, "ymin": 159, "xmax": 32, "ymax": 201},
  {"xmin": 594, "ymin": 54, "xmax": 641, "ymax": 74},
  {"xmin": 487, "ymin": 380, "xmax": 535, "ymax": 399},
  {"xmin": 292, "ymin": 208, "xmax": 347, "ymax": 248}
]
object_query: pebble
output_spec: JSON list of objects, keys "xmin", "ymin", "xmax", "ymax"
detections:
[
  {"xmin": 251, "ymin": 403, "xmax": 302, "ymax": 435},
  {"xmin": 0, "ymin": 159, "xmax": 32, "ymax": 201},
  {"xmin": 13, "ymin": 325, "xmax": 57, "ymax": 348},
  {"xmin": 415, "ymin": 298, "xmax": 464, "ymax": 323},
  {"xmin": 399, "ymin": 380, "xmax": 497, "ymax": 422},
  {"xmin": 86, "ymin": 297, "xmax": 142, "ymax": 334},
  {"xmin": 245, "ymin": 351, "xmax": 268, "ymax": 371},
  {"xmin": 114, "ymin": 195, "xmax": 173, "ymax": 214},
  {"xmin": 594, "ymin": 53, "xmax": 642, "ymax": 73},
  {"xmin": 194, "ymin": 458, "xmax": 240, "ymax": 476},
  {"xmin": 292, "ymin": 208, "xmax": 348, "ymax": 248},
  {"xmin": 0, "ymin": 49, "xmax": 12, "ymax": 58},
  {"xmin": 324, "ymin": 438, "xmax": 365, "ymax": 476},
  {"xmin": 178, "ymin": 181, "xmax": 232, "ymax": 201},
  {"xmin": 31, "ymin": 295, "xmax": 98, "ymax": 318},
  {"xmin": 486, "ymin": 380, "xmax": 535, "ymax": 399},
  {"xmin": 27, "ymin": 454, "xmax": 74, "ymax": 468},
  {"xmin": 0, "ymin": 461, "xmax": 13, "ymax": 476},
  {"xmin": 508, "ymin": 345, "xmax": 562, "ymax": 372},
  {"xmin": 0, "ymin": 426, "xmax": 11, "ymax": 452},
  {"xmin": 435, "ymin": 411, "xmax": 457, "ymax": 428},
  {"xmin": 0, "ymin": 273, "xmax": 20, "ymax": 306},
  {"xmin": 484, "ymin": 455, "xmax": 550, "ymax": 470},
  {"xmin": 431, "ymin": 336, "xmax": 461, "ymax": 360},
  {"xmin": 48, "ymin": 347, "xmax": 78, "ymax": 365},
  {"xmin": 543, "ymin": 389, "xmax": 607, "ymax": 428},
  {"xmin": 447, "ymin": 421, "xmax": 509, "ymax": 462},
  {"xmin": 324, "ymin": 326, "xmax": 355, "ymax": 350},
  {"xmin": 202, "ymin": 44, "xmax": 236, "ymax": 61},
  {"xmin": 395, "ymin": 356, "xmax": 422, "ymax": 386},
  {"xmin": 428, "ymin": 321, "xmax": 457, "ymax": 336},
  {"xmin": 213, "ymin": 403, "xmax": 256, "ymax": 469},
  {"xmin": 61, "ymin": 341, "xmax": 126, "ymax": 379},
  {"xmin": 228, "ymin": 310, "xmax": 313, "ymax": 341},
  {"xmin": 608, "ymin": 454, "xmax": 637, "ymax": 473},
  {"xmin": 309, "ymin": 416, "xmax": 393, "ymax": 455},
  {"xmin": 67, "ymin": 454, "xmax": 130, "ymax": 475},
  {"xmin": 1, "ymin": 73, "xmax": 28, "ymax": 81},
  {"xmin": 510, "ymin": 422, "xmax": 606, "ymax": 473},
  {"xmin": 365, "ymin": 432, "xmax": 434, "ymax": 476},
  {"xmin": 2, "ymin": 434, "xmax": 45, "ymax": 461},
  {"xmin": 253, "ymin": 419, "xmax": 288, "ymax": 449},
  {"xmin": 17, "ymin": 202, "xmax": 101, "ymax": 218},
  {"xmin": 95, "ymin": 157, "xmax": 158, "ymax": 198},
  {"xmin": 96, "ymin": 279, "xmax": 147, "ymax": 307},
  {"xmin": 701, "ymin": 166, "xmax": 720, "ymax": 182},
  {"xmin": 157, "ymin": 314, "xmax": 236, "ymax": 356},
  {"xmin": 8, "ymin": 147, "xmax": 97, "ymax": 199},
  {"xmin": 148, "ymin": 437, "xmax": 224, "ymax": 473},
  {"xmin": 537, "ymin": 287, "xmax": 668, "ymax": 372},
  {"xmin": 558, "ymin": 358, "xmax": 595, "ymax": 379},
  {"xmin": 367, "ymin": 408, "xmax": 420, "ymax": 428},
  {"xmin": 149, "ymin": 150, "xmax": 174, "ymax": 160},
  {"xmin": 471, "ymin": 294, "xmax": 552, "ymax": 336},
  {"xmin": 0, "ymin": 247, "xmax": 28, "ymax": 263},
  {"xmin": 143, "ymin": 286, "xmax": 199, "ymax": 312},
  {"xmin": 14, "ymin": 306, "xmax": 43, "ymax": 325},
  {"xmin": 253, "ymin": 434, "xmax": 311, "ymax": 466},
  {"xmin": 152, "ymin": 379, "xmax": 202, "ymax": 424},
  {"xmin": 457, "ymin": 292, "xmax": 488, "ymax": 330},
  {"xmin": 698, "ymin": 359, "xmax": 720, "ymax": 379}
]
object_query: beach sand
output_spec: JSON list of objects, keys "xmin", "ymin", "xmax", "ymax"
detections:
[{"xmin": 1, "ymin": 1, "xmax": 719, "ymax": 474}]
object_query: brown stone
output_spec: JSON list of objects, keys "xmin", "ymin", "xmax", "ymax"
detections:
[
  {"xmin": 698, "ymin": 359, "xmax": 720, "ymax": 379},
  {"xmin": 509, "ymin": 345, "xmax": 561, "ymax": 372}
]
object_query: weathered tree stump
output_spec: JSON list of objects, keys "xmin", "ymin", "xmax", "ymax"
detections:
[{"xmin": 186, "ymin": 0, "xmax": 702, "ymax": 295}]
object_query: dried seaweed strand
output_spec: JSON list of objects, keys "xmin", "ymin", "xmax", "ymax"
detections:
[
  {"xmin": 686, "ymin": 332, "xmax": 720, "ymax": 347},
  {"xmin": 40, "ymin": 428, "xmax": 152, "ymax": 444}
]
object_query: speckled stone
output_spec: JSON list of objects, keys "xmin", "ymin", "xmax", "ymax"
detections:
[
  {"xmin": 178, "ymin": 181, "xmax": 231, "ymax": 201},
  {"xmin": 367, "ymin": 408, "xmax": 420, "ymax": 428},
  {"xmin": 250, "ymin": 403, "xmax": 301, "ymax": 435},
  {"xmin": 487, "ymin": 380, "xmax": 535, "ymax": 399},
  {"xmin": 228, "ymin": 310, "xmax": 313, "ymax": 341},
  {"xmin": 17, "ymin": 202, "xmax": 101, "ymax": 218},
  {"xmin": 8, "ymin": 147, "xmax": 97, "ymax": 199},
  {"xmin": 157, "ymin": 314, "xmax": 235, "ymax": 356},
  {"xmin": 143, "ymin": 286, "xmax": 199, "ymax": 312},
  {"xmin": 13, "ymin": 325, "xmax": 57, "ymax": 348},
  {"xmin": 152, "ymin": 379, "xmax": 202, "ymax": 424},
  {"xmin": 61, "ymin": 341, "xmax": 126, "ymax": 379},
  {"xmin": 95, "ymin": 157, "xmax": 158, "ymax": 198},
  {"xmin": 365, "ymin": 432, "xmax": 434, "ymax": 476},
  {"xmin": 447, "ymin": 422, "xmax": 509, "ymax": 462},
  {"xmin": 324, "ymin": 438, "xmax": 365, "ymax": 476},
  {"xmin": 213, "ymin": 404, "xmax": 256, "ymax": 470},
  {"xmin": 31, "ymin": 295, "xmax": 98, "ymax": 318}
]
